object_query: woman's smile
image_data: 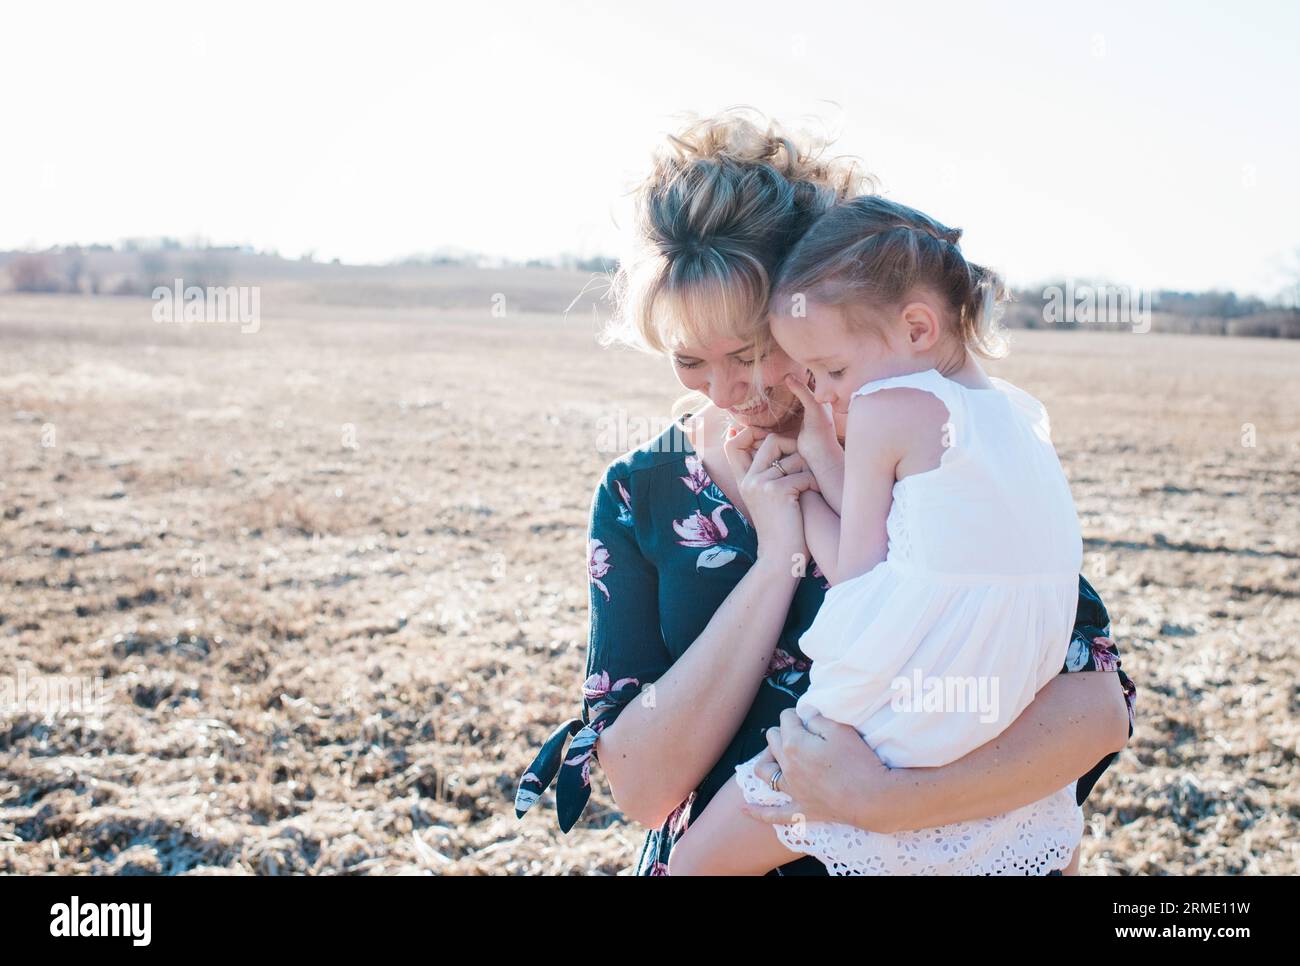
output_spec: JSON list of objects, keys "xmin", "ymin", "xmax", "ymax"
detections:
[
  {"xmin": 728, "ymin": 397, "xmax": 771, "ymax": 417},
  {"xmin": 726, "ymin": 390, "xmax": 800, "ymax": 431}
]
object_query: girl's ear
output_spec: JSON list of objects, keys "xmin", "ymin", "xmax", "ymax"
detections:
[{"xmin": 900, "ymin": 300, "xmax": 942, "ymax": 352}]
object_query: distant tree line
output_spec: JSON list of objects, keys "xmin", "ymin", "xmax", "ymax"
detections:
[
  {"xmin": 5, "ymin": 244, "xmax": 1298, "ymax": 339},
  {"xmin": 3, "ymin": 247, "xmax": 232, "ymax": 296},
  {"xmin": 1005, "ymin": 280, "xmax": 1300, "ymax": 339}
]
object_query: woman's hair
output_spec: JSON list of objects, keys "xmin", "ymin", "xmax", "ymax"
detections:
[
  {"xmin": 605, "ymin": 108, "xmax": 874, "ymax": 355},
  {"xmin": 771, "ymin": 196, "xmax": 1010, "ymax": 359}
]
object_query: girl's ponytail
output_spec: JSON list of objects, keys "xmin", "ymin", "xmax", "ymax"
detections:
[{"xmin": 962, "ymin": 259, "xmax": 1010, "ymax": 360}]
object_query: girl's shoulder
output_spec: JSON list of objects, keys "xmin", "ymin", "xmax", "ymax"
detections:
[
  {"xmin": 845, "ymin": 370, "xmax": 973, "ymax": 479},
  {"xmin": 850, "ymin": 367, "xmax": 964, "ymax": 407},
  {"xmin": 985, "ymin": 376, "xmax": 1054, "ymax": 441},
  {"xmin": 848, "ymin": 368, "xmax": 963, "ymax": 431},
  {"xmin": 844, "ymin": 372, "xmax": 953, "ymax": 472}
]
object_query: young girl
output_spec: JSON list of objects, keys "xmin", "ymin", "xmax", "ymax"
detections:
[{"xmin": 669, "ymin": 196, "xmax": 1085, "ymax": 876}]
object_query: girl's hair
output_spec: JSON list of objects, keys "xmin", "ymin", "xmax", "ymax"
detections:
[
  {"xmin": 605, "ymin": 108, "xmax": 874, "ymax": 355},
  {"xmin": 771, "ymin": 196, "xmax": 1010, "ymax": 359}
]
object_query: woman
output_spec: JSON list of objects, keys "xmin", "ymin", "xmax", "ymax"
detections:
[{"xmin": 515, "ymin": 110, "xmax": 1136, "ymax": 875}]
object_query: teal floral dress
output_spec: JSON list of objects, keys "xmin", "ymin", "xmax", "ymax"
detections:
[{"xmin": 515, "ymin": 420, "xmax": 1137, "ymax": 875}]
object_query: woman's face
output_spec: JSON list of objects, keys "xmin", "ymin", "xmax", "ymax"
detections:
[{"xmin": 669, "ymin": 332, "xmax": 804, "ymax": 434}]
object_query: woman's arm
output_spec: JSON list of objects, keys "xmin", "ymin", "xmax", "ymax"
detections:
[
  {"xmin": 600, "ymin": 432, "xmax": 819, "ymax": 827},
  {"xmin": 854, "ymin": 670, "xmax": 1130, "ymax": 832},
  {"xmin": 743, "ymin": 670, "xmax": 1130, "ymax": 833},
  {"xmin": 599, "ymin": 555, "xmax": 801, "ymax": 826}
]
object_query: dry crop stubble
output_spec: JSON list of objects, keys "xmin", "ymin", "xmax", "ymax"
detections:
[{"xmin": 1, "ymin": 276, "xmax": 1297, "ymax": 874}]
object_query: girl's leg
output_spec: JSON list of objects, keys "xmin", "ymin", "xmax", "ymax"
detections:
[{"xmin": 668, "ymin": 777, "xmax": 803, "ymax": 876}]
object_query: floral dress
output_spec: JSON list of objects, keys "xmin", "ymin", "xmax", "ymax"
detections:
[{"xmin": 515, "ymin": 419, "xmax": 1137, "ymax": 875}]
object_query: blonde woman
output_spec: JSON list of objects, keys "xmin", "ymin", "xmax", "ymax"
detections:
[{"xmin": 515, "ymin": 110, "xmax": 1136, "ymax": 875}]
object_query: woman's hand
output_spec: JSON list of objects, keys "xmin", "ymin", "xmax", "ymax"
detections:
[
  {"xmin": 744, "ymin": 672, "xmax": 1131, "ymax": 835},
  {"xmin": 742, "ymin": 707, "xmax": 897, "ymax": 830},
  {"xmin": 724, "ymin": 430, "xmax": 818, "ymax": 567}
]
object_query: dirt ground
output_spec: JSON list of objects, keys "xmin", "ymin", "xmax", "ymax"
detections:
[{"xmin": 1, "ymin": 273, "xmax": 1297, "ymax": 875}]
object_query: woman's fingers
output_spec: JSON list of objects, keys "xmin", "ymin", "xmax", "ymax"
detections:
[
  {"xmin": 779, "ymin": 707, "xmax": 804, "ymax": 731},
  {"xmin": 751, "ymin": 743, "xmax": 778, "ymax": 781},
  {"xmin": 799, "ymin": 709, "xmax": 831, "ymax": 740},
  {"xmin": 770, "ymin": 469, "xmax": 820, "ymax": 495},
  {"xmin": 746, "ymin": 469, "xmax": 819, "ymax": 502},
  {"xmin": 749, "ymin": 452, "xmax": 808, "ymax": 482},
  {"xmin": 762, "ymin": 725, "xmax": 792, "ymax": 782},
  {"xmin": 763, "ymin": 725, "xmax": 785, "ymax": 762},
  {"xmin": 779, "ymin": 707, "xmax": 813, "ymax": 748},
  {"xmin": 748, "ymin": 433, "xmax": 800, "ymax": 476},
  {"xmin": 723, "ymin": 425, "xmax": 756, "ymax": 476}
]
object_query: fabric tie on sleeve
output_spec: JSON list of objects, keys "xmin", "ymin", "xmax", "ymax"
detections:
[
  {"xmin": 515, "ymin": 716, "xmax": 611, "ymax": 833},
  {"xmin": 515, "ymin": 675, "xmax": 642, "ymax": 832}
]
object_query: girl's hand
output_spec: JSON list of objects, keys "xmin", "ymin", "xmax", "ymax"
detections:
[
  {"xmin": 724, "ymin": 429, "xmax": 818, "ymax": 567},
  {"xmin": 784, "ymin": 373, "xmax": 844, "ymax": 474},
  {"xmin": 743, "ymin": 707, "xmax": 897, "ymax": 830}
]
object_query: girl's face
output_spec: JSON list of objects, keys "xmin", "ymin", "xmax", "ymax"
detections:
[
  {"xmin": 669, "ymin": 334, "xmax": 803, "ymax": 433},
  {"xmin": 769, "ymin": 301, "xmax": 906, "ymax": 416}
]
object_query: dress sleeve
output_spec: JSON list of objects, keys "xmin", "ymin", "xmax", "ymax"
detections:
[
  {"xmin": 1060, "ymin": 574, "xmax": 1138, "ymax": 804},
  {"xmin": 514, "ymin": 468, "xmax": 673, "ymax": 832}
]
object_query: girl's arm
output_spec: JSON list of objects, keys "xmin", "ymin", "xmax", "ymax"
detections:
[
  {"xmin": 798, "ymin": 490, "xmax": 842, "ymax": 584},
  {"xmin": 822, "ymin": 387, "xmax": 946, "ymax": 585}
]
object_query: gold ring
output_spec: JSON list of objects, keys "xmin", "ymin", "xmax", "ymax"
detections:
[
  {"xmin": 769, "ymin": 766, "xmax": 783, "ymax": 792},
  {"xmin": 772, "ymin": 457, "xmax": 788, "ymax": 476}
]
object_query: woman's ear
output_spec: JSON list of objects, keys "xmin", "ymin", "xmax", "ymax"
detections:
[{"xmin": 900, "ymin": 300, "xmax": 942, "ymax": 352}]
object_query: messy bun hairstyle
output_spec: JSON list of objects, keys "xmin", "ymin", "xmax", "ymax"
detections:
[
  {"xmin": 771, "ymin": 195, "xmax": 1010, "ymax": 360},
  {"xmin": 606, "ymin": 108, "xmax": 875, "ymax": 354}
]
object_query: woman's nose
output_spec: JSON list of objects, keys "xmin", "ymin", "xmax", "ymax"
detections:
[{"xmin": 712, "ymin": 376, "xmax": 748, "ymax": 408}]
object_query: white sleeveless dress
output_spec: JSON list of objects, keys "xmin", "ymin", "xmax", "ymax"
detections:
[{"xmin": 734, "ymin": 368, "xmax": 1085, "ymax": 875}]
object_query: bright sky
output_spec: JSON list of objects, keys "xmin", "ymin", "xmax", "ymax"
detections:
[{"xmin": 5, "ymin": 0, "xmax": 1298, "ymax": 296}]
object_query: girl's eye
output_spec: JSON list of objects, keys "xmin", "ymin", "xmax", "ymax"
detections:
[
  {"xmin": 827, "ymin": 368, "xmax": 846, "ymax": 379},
  {"xmin": 675, "ymin": 359, "xmax": 703, "ymax": 370}
]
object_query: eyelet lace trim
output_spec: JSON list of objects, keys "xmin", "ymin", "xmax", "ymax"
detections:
[
  {"xmin": 886, "ymin": 483, "xmax": 912, "ymax": 564},
  {"xmin": 734, "ymin": 758, "xmax": 1081, "ymax": 876}
]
